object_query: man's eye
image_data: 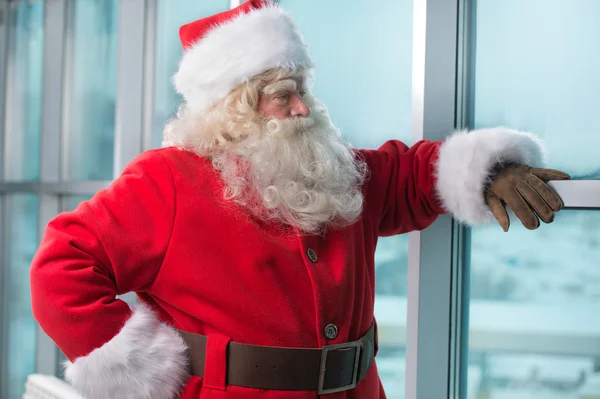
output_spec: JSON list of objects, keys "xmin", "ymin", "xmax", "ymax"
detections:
[
  {"xmin": 299, "ymin": 90, "xmax": 306, "ymax": 97},
  {"xmin": 276, "ymin": 93, "xmax": 289, "ymax": 101}
]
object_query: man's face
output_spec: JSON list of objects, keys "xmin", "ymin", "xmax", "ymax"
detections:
[
  {"xmin": 210, "ymin": 74, "xmax": 366, "ymax": 233},
  {"xmin": 257, "ymin": 77, "xmax": 311, "ymax": 120}
]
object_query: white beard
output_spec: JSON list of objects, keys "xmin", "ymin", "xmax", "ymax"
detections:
[{"xmin": 211, "ymin": 106, "xmax": 366, "ymax": 234}]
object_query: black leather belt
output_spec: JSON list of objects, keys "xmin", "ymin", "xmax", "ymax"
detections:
[{"xmin": 178, "ymin": 323, "xmax": 375, "ymax": 395}]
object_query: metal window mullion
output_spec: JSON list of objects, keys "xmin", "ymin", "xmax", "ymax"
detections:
[
  {"xmin": 549, "ymin": 180, "xmax": 600, "ymax": 209},
  {"xmin": 59, "ymin": 0, "xmax": 74, "ymax": 180},
  {"xmin": 41, "ymin": 0, "xmax": 66, "ymax": 183},
  {"xmin": 2, "ymin": 0, "xmax": 13, "ymax": 182},
  {"xmin": 114, "ymin": 0, "xmax": 147, "ymax": 177},
  {"xmin": 0, "ymin": 0, "xmax": 7, "ymax": 181},
  {"xmin": 405, "ymin": 0, "xmax": 426, "ymax": 396},
  {"xmin": 0, "ymin": 181, "xmax": 112, "ymax": 194},
  {"xmin": 0, "ymin": 3, "xmax": 6, "ymax": 394},
  {"xmin": 0, "ymin": 196, "xmax": 6, "ymax": 399},
  {"xmin": 451, "ymin": 0, "xmax": 475, "ymax": 397},
  {"xmin": 142, "ymin": 0, "xmax": 156, "ymax": 151},
  {"xmin": 36, "ymin": 0, "xmax": 68, "ymax": 377},
  {"xmin": 405, "ymin": 0, "xmax": 461, "ymax": 399}
]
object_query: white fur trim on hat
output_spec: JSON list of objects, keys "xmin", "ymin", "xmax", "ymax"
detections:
[
  {"xmin": 64, "ymin": 304, "xmax": 189, "ymax": 399},
  {"xmin": 435, "ymin": 127, "xmax": 546, "ymax": 226},
  {"xmin": 173, "ymin": 4, "xmax": 313, "ymax": 114}
]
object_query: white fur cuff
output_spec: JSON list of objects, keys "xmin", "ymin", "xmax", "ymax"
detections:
[
  {"xmin": 434, "ymin": 127, "xmax": 546, "ymax": 225},
  {"xmin": 64, "ymin": 304, "xmax": 189, "ymax": 399}
]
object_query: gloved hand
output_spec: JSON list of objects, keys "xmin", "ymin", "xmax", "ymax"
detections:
[{"xmin": 485, "ymin": 164, "xmax": 570, "ymax": 231}]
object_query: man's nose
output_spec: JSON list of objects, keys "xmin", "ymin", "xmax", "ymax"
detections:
[{"xmin": 289, "ymin": 94, "xmax": 310, "ymax": 118}]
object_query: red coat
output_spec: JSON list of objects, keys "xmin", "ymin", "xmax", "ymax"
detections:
[{"xmin": 30, "ymin": 129, "xmax": 542, "ymax": 398}]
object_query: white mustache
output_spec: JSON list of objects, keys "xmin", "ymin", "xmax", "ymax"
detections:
[{"xmin": 265, "ymin": 116, "xmax": 316, "ymax": 137}]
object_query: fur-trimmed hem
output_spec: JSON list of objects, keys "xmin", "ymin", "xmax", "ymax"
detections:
[
  {"xmin": 435, "ymin": 127, "xmax": 546, "ymax": 225},
  {"xmin": 64, "ymin": 304, "xmax": 189, "ymax": 399}
]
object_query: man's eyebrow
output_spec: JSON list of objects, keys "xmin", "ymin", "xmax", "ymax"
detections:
[{"xmin": 262, "ymin": 79, "xmax": 298, "ymax": 95}]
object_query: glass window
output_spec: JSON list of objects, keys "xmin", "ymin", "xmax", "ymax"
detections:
[
  {"xmin": 3, "ymin": 0, "xmax": 44, "ymax": 181},
  {"xmin": 283, "ymin": 0, "xmax": 413, "ymax": 150},
  {"xmin": 283, "ymin": 1, "xmax": 414, "ymax": 397},
  {"xmin": 471, "ymin": 0, "xmax": 600, "ymax": 179},
  {"xmin": 466, "ymin": 210, "xmax": 600, "ymax": 399},
  {"xmin": 151, "ymin": 0, "xmax": 230, "ymax": 149},
  {"xmin": 62, "ymin": 0, "xmax": 118, "ymax": 180},
  {"xmin": 3, "ymin": 194, "xmax": 39, "ymax": 399},
  {"xmin": 466, "ymin": 4, "xmax": 600, "ymax": 397},
  {"xmin": 62, "ymin": 194, "xmax": 92, "ymax": 213}
]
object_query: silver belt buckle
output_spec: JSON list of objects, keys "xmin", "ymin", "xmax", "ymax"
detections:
[{"xmin": 317, "ymin": 340, "xmax": 363, "ymax": 395}]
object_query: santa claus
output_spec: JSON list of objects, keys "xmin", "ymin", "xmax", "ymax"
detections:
[{"xmin": 30, "ymin": 1, "xmax": 569, "ymax": 398}]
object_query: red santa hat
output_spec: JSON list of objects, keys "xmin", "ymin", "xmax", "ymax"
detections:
[{"xmin": 173, "ymin": 0, "xmax": 314, "ymax": 115}]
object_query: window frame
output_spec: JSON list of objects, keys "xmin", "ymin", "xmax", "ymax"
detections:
[
  {"xmin": 1, "ymin": 0, "xmax": 599, "ymax": 398},
  {"xmin": 451, "ymin": 0, "xmax": 600, "ymax": 398},
  {"xmin": 0, "ymin": 0, "xmax": 147, "ymax": 389}
]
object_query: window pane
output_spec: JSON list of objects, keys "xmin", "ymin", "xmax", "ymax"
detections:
[
  {"xmin": 283, "ymin": 1, "xmax": 414, "ymax": 397},
  {"xmin": 3, "ymin": 0, "xmax": 44, "ymax": 181},
  {"xmin": 284, "ymin": 1, "xmax": 413, "ymax": 150},
  {"xmin": 62, "ymin": 0, "xmax": 118, "ymax": 180},
  {"xmin": 151, "ymin": 0, "xmax": 230, "ymax": 149},
  {"xmin": 3, "ymin": 194, "xmax": 39, "ymax": 399},
  {"xmin": 466, "ymin": 210, "xmax": 600, "ymax": 399},
  {"xmin": 471, "ymin": 0, "xmax": 600, "ymax": 179},
  {"xmin": 62, "ymin": 195, "xmax": 92, "ymax": 213}
]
